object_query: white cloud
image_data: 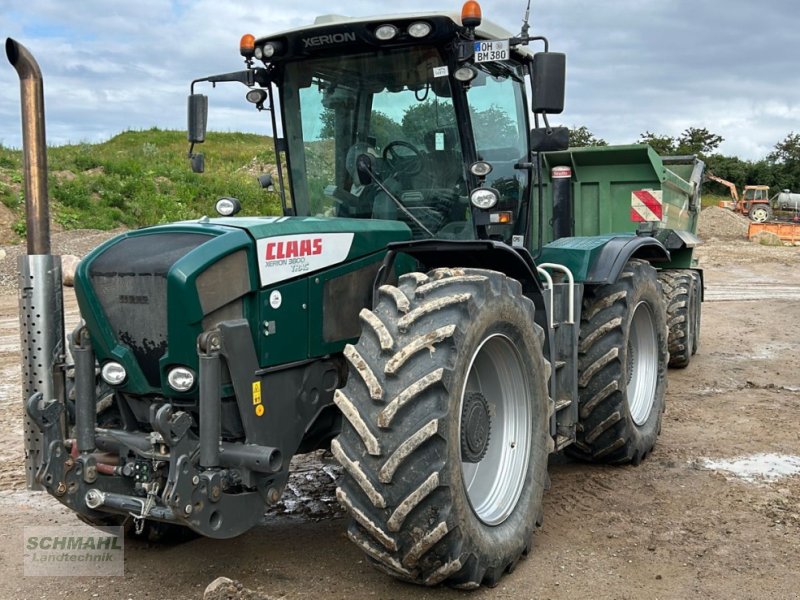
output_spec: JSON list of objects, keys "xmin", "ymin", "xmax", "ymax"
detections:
[{"xmin": 1, "ymin": 0, "xmax": 799, "ymax": 160}]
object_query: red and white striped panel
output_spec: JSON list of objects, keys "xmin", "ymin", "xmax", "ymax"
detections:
[{"xmin": 631, "ymin": 189, "xmax": 663, "ymax": 222}]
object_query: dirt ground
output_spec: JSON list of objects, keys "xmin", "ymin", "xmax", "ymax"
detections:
[{"xmin": 0, "ymin": 231, "xmax": 798, "ymax": 599}]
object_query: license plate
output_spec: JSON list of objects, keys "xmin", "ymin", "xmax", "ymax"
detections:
[{"xmin": 474, "ymin": 39, "xmax": 509, "ymax": 63}]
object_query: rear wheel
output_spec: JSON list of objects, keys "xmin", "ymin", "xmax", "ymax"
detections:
[
  {"xmin": 749, "ymin": 204, "xmax": 772, "ymax": 222},
  {"xmin": 658, "ymin": 270, "xmax": 697, "ymax": 368},
  {"xmin": 570, "ymin": 259, "xmax": 668, "ymax": 464},
  {"xmin": 333, "ymin": 268, "xmax": 550, "ymax": 587}
]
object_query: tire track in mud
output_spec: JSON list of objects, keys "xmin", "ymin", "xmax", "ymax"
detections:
[{"xmin": 705, "ymin": 283, "xmax": 800, "ymax": 302}]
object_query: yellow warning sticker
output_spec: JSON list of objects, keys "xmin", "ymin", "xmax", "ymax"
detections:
[
  {"xmin": 255, "ymin": 404, "xmax": 265, "ymax": 417},
  {"xmin": 252, "ymin": 380, "xmax": 262, "ymax": 405}
]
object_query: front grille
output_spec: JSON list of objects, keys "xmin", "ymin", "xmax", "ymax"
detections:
[{"xmin": 88, "ymin": 233, "xmax": 211, "ymax": 387}]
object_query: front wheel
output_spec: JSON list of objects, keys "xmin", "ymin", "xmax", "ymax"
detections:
[
  {"xmin": 333, "ymin": 268, "xmax": 551, "ymax": 587},
  {"xmin": 571, "ymin": 259, "xmax": 668, "ymax": 465}
]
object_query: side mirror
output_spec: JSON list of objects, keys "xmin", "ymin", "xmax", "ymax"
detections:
[
  {"xmin": 191, "ymin": 153, "xmax": 205, "ymax": 173},
  {"xmin": 530, "ymin": 126, "xmax": 569, "ymax": 152},
  {"xmin": 258, "ymin": 173, "xmax": 274, "ymax": 190},
  {"xmin": 531, "ymin": 52, "xmax": 566, "ymax": 114},
  {"xmin": 188, "ymin": 94, "xmax": 208, "ymax": 144}
]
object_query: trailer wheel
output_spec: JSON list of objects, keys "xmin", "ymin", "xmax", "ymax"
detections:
[
  {"xmin": 749, "ymin": 204, "xmax": 772, "ymax": 222},
  {"xmin": 657, "ymin": 270, "xmax": 696, "ymax": 369},
  {"xmin": 570, "ymin": 259, "xmax": 668, "ymax": 465},
  {"xmin": 333, "ymin": 268, "xmax": 550, "ymax": 587}
]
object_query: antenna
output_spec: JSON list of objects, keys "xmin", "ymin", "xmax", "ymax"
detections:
[{"xmin": 520, "ymin": 0, "xmax": 531, "ymax": 39}]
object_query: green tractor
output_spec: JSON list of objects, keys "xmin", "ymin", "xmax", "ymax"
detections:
[{"xmin": 9, "ymin": 1, "xmax": 703, "ymax": 589}]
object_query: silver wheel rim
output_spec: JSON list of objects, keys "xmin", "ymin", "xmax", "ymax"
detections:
[
  {"xmin": 627, "ymin": 301, "xmax": 658, "ymax": 426},
  {"xmin": 459, "ymin": 334, "xmax": 532, "ymax": 526},
  {"xmin": 752, "ymin": 208, "xmax": 768, "ymax": 222}
]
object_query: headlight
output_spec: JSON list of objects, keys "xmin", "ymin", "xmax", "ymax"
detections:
[
  {"xmin": 407, "ymin": 22, "xmax": 431, "ymax": 38},
  {"xmin": 167, "ymin": 367, "xmax": 195, "ymax": 392},
  {"xmin": 469, "ymin": 161, "xmax": 493, "ymax": 177},
  {"xmin": 470, "ymin": 188, "xmax": 500, "ymax": 209},
  {"xmin": 262, "ymin": 43, "xmax": 277, "ymax": 58},
  {"xmin": 375, "ymin": 24, "xmax": 398, "ymax": 41},
  {"xmin": 454, "ymin": 66, "xmax": 478, "ymax": 82},
  {"xmin": 215, "ymin": 197, "xmax": 242, "ymax": 216},
  {"xmin": 100, "ymin": 362, "xmax": 127, "ymax": 386}
]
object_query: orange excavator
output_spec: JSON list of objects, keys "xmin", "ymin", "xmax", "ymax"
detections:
[{"xmin": 705, "ymin": 174, "xmax": 772, "ymax": 222}]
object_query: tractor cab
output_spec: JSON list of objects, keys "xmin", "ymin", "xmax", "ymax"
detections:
[{"xmin": 188, "ymin": 7, "xmax": 565, "ymax": 247}]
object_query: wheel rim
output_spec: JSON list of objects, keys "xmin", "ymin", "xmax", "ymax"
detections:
[
  {"xmin": 627, "ymin": 301, "xmax": 659, "ymax": 426},
  {"xmin": 752, "ymin": 208, "xmax": 768, "ymax": 222},
  {"xmin": 459, "ymin": 334, "xmax": 532, "ymax": 526}
]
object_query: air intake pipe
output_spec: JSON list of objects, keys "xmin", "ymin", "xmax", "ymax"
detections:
[{"xmin": 7, "ymin": 38, "xmax": 65, "ymax": 490}]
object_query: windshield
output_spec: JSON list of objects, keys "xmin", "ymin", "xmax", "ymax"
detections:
[{"xmin": 281, "ymin": 47, "xmax": 470, "ymax": 239}]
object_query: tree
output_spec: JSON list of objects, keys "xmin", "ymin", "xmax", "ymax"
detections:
[
  {"xmin": 676, "ymin": 127, "xmax": 723, "ymax": 155},
  {"xmin": 767, "ymin": 132, "xmax": 800, "ymax": 192},
  {"xmin": 767, "ymin": 132, "xmax": 800, "ymax": 164},
  {"xmin": 638, "ymin": 131, "xmax": 676, "ymax": 155},
  {"xmin": 568, "ymin": 126, "xmax": 607, "ymax": 147}
]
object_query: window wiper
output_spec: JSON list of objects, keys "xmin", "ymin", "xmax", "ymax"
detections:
[{"xmin": 355, "ymin": 155, "xmax": 434, "ymax": 237}]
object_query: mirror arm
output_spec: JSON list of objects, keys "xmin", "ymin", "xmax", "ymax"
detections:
[{"xmin": 510, "ymin": 35, "xmax": 549, "ymax": 52}]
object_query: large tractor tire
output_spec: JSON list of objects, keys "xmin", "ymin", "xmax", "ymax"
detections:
[
  {"xmin": 748, "ymin": 203, "xmax": 773, "ymax": 222},
  {"xmin": 658, "ymin": 269, "xmax": 698, "ymax": 369},
  {"xmin": 333, "ymin": 268, "xmax": 551, "ymax": 588},
  {"xmin": 571, "ymin": 259, "xmax": 668, "ymax": 465}
]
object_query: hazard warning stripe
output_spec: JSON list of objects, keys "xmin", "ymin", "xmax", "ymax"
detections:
[{"xmin": 631, "ymin": 189, "xmax": 663, "ymax": 222}]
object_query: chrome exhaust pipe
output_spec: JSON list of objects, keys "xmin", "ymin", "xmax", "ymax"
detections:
[
  {"xmin": 7, "ymin": 38, "xmax": 65, "ymax": 490},
  {"xmin": 6, "ymin": 38, "xmax": 51, "ymax": 255}
]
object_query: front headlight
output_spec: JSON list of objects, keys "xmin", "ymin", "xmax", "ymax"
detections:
[
  {"xmin": 470, "ymin": 187, "xmax": 499, "ymax": 209},
  {"xmin": 167, "ymin": 367, "xmax": 195, "ymax": 392}
]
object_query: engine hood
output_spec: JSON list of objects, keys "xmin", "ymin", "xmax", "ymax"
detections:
[{"xmin": 209, "ymin": 215, "xmax": 411, "ymax": 287}]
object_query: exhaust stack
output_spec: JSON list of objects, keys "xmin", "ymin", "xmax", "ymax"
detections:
[
  {"xmin": 6, "ymin": 38, "xmax": 51, "ymax": 255},
  {"xmin": 7, "ymin": 38, "xmax": 65, "ymax": 491}
]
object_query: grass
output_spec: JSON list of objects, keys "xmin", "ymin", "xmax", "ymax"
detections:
[
  {"xmin": 701, "ymin": 193, "xmax": 729, "ymax": 209},
  {"xmin": 0, "ymin": 128, "xmax": 282, "ymax": 239}
]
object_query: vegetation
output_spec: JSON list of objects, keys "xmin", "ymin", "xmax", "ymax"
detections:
[
  {"xmin": 2, "ymin": 123, "xmax": 798, "ymax": 242},
  {"xmin": 0, "ymin": 128, "xmax": 282, "ymax": 239},
  {"xmin": 570, "ymin": 126, "xmax": 800, "ymax": 198}
]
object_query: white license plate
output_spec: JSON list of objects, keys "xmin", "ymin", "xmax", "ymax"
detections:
[{"xmin": 473, "ymin": 39, "xmax": 509, "ymax": 63}]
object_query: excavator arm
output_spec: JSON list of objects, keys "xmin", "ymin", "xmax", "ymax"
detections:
[{"xmin": 705, "ymin": 173, "xmax": 739, "ymax": 203}]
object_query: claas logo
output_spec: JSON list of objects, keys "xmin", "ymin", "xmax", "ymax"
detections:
[{"xmin": 265, "ymin": 238, "xmax": 323, "ymax": 260}]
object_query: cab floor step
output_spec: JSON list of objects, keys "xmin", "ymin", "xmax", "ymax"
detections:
[
  {"xmin": 554, "ymin": 397, "xmax": 572, "ymax": 412},
  {"xmin": 555, "ymin": 434, "xmax": 573, "ymax": 451}
]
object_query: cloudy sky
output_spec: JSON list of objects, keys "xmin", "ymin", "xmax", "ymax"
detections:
[{"xmin": 1, "ymin": 0, "xmax": 798, "ymax": 160}]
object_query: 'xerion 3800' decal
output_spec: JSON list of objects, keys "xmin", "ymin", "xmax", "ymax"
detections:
[{"xmin": 256, "ymin": 232, "xmax": 354, "ymax": 286}]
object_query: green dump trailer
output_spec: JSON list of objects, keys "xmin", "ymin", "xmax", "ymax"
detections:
[{"xmin": 538, "ymin": 145, "xmax": 704, "ymax": 369}]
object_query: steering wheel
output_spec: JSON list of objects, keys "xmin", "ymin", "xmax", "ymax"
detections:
[{"xmin": 383, "ymin": 140, "xmax": 423, "ymax": 176}]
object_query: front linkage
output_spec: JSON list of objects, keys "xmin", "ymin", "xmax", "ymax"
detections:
[{"xmin": 27, "ymin": 321, "xmax": 292, "ymax": 538}]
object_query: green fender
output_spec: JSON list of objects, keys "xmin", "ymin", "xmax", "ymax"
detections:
[{"xmin": 538, "ymin": 234, "xmax": 670, "ymax": 285}]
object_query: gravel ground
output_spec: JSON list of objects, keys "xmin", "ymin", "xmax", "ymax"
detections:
[
  {"xmin": 697, "ymin": 205, "xmax": 750, "ymax": 240},
  {"xmin": 0, "ymin": 229, "xmax": 123, "ymax": 291}
]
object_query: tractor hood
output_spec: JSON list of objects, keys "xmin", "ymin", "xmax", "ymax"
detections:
[
  {"xmin": 211, "ymin": 215, "xmax": 411, "ymax": 287},
  {"xmin": 73, "ymin": 216, "xmax": 411, "ymax": 398}
]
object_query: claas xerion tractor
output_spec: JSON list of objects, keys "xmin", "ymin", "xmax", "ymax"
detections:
[{"xmin": 9, "ymin": 1, "xmax": 705, "ymax": 588}]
